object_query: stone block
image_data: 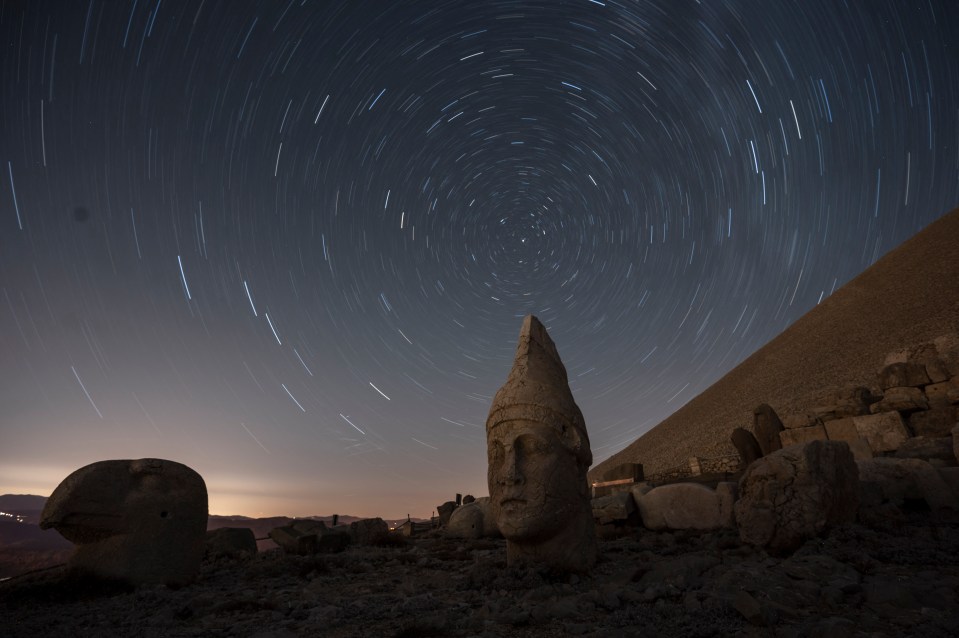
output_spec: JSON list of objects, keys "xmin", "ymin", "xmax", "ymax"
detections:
[
  {"xmin": 877, "ymin": 362, "xmax": 931, "ymax": 389},
  {"xmin": 857, "ymin": 458, "xmax": 958, "ymax": 510},
  {"xmin": 782, "ymin": 413, "xmax": 822, "ymax": 429},
  {"xmin": 735, "ymin": 441, "xmax": 859, "ymax": 553},
  {"xmin": 205, "ymin": 527, "xmax": 257, "ymax": 559},
  {"xmin": 731, "ymin": 428, "xmax": 763, "ymax": 466},
  {"xmin": 636, "ymin": 483, "xmax": 726, "ymax": 531},
  {"xmin": 753, "ymin": 404, "xmax": 784, "ymax": 456},
  {"xmin": 780, "ymin": 424, "xmax": 827, "ymax": 447},
  {"xmin": 847, "ymin": 438, "xmax": 875, "ymax": 461},
  {"xmin": 908, "ymin": 405, "xmax": 958, "ymax": 437},
  {"xmin": 591, "ymin": 491, "xmax": 637, "ymax": 525},
  {"xmin": 925, "ymin": 379, "xmax": 959, "ymax": 405},
  {"xmin": 894, "ymin": 437, "xmax": 956, "ymax": 466},
  {"xmin": 852, "ymin": 411, "xmax": 909, "ymax": 453},
  {"xmin": 824, "ymin": 417, "xmax": 858, "ymax": 442},
  {"xmin": 870, "ymin": 386, "xmax": 929, "ymax": 413}
]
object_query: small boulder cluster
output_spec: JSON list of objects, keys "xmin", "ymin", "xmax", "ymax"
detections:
[{"xmin": 268, "ymin": 517, "xmax": 392, "ymax": 555}]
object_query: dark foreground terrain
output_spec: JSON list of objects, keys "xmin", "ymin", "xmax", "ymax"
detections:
[{"xmin": 3, "ymin": 509, "xmax": 958, "ymax": 638}]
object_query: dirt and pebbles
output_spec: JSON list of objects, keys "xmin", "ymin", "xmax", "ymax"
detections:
[{"xmin": 3, "ymin": 508, "xmax": 958, "ymax": 638}]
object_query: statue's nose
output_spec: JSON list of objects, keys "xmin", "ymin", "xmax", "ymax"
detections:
[{"xmin": 498, "ymin": 447, "xmax": 524, "ymax": 486}]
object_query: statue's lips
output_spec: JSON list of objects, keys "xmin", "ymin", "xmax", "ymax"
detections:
[{"xmin": 499, "ymin": 498, "xmax": 527, "ymax": 509}]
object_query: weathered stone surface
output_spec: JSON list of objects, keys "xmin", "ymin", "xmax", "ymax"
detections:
[
  {"xmin": 206, "ymin": 527, "xmax": 257, "ymax": 559},
  {"xmin": 877, "ymin": 362, "xmax": 931, "ymax": 389},
  {"xmin": 908, "ymin": 405, "xmax": 958, "ymax": 437},
  {"xmin": 925, "ymin": 379, "xmax": 959, "ymax": 405},
  {"xmin": 753, "ymin": 404, "xmax": 784, "ymax": 456},
  {"xmin": 824, "ymin": 419, "xmax": 875, "ymax": 459},
  {"xmin": 735, "ymin": 441, "xmax": 859, "ymax": 553},
  {"xmin": 462, "ymin": 494, "xmax": 476, "ymax": 504},
  {"xmin": 893, "ymin": 437, "xmax": 956, "ymax": 466},
  {"xmin": 636, "ymin": 483, "xmax": 728, "ymax": 531},
  {"xmin": 782, "ymin": 413, "xmax": 822, "ymax": 429},
  {"xmin": 731, "ymin": 427, "xmax": 764, "ymax": 465},
  {"xmin": 779, "ymin": 424, "xmax": 827, "ymax": 447},
  {"xmin": 350, "ymin": 518, "xmax": 389, "ymax": 545},
  {"xmin": 811, "ymin": 385, "xmax": 877, "ymax": 421},
  {"xmin": 436, "ymin": 501, "xmax": 457, "ymax": 527},
  {"xmin": 857, "ymin": 458, "xmax": 958, "ymax": 510},
  {"xmin": 715, "ymin": 482, "xmax": 738, "ymax": 528},
  {"xmin": 40, "ymin": 458, "xmax": 208, "ymax": 586},
  {"xmin": 269, "ymin": 520, "xmax": 325, "ymax": 555},
  {"xmin": 870, "ymin": 386, "xmax": 929, "ymax": 414},
  {"xmin": 447, "ymin": 497, "xmax": 499, "ymax": 539},
  {"xmin": 851, "ymin": 411, "xmax": 909, "ymax": 452},
  {"xmin": 486, "ymin": 315, "xmax": 597, "ymax": 572},
  {"xmin": 591, "ymin": 491, "xmax": 636, "ymax": 525}
]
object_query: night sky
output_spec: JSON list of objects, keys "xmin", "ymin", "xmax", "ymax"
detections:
[{"xmin": 1, "ymin": 1, "xmax": 957, "ymax": 518}]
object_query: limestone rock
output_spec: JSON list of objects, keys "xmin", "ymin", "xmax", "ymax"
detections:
[
  {"xmin": 877, "ymin": 362, "xmax": 931, "ymax": 389},
  {"xmin": 782, "ymin": 413, "xmax": 823, "ymax": 429},
  {"xmin": 486, "ymin": 315, "xmax": 597, "ymax": 572},
  {"xmin": 870, "ymin": 386, "xmax": 929, "ymax": 414},
  {"xmin": 635, "ymin": 483, "xmax": 729, "ymax": 531},
  {"xmin": 779, "ymin": 424, "xmax": 827, "ymax": 447},
  {"xmin": 924, "ymin": 379, "xmax": 959, "ymax": 405},
  {"xmin": 857, "ymin": 458, "xmax": 958, "ymax": 510},
  {"xmin": 731, "ymin": 428, "xmax": 763, "ymax": 466},
  {"xmin": 350, "ymin": 518, "xmax": 389, "ymax": 545},
  {"xmin": 436, "ymin": 501, "xmax": 457, "ymax": 527},
  {"xmin": 39, "ymin": 458, "xmax": 208, "ymax": 587},
  {"xmin": 206, "ymin": 527, "xmax": 257, "ymax": 559},
  {"xmin": 893, "ymin": 436, "xmax": 956, "ymax": 466},
  {"xmin": 907, "ymin": 405, "xmax": 958, "ymax": 437},
  {"xmin": 591, "ymin": 491, "xmax": 636, "ymax": 525},
  {"xmin": 811, "ymin": 385, "xmax": 876, "ymax": 420},
  {"xmin": 447, "ymin": 497, "xmax": 499, "ymax": 539},
  {"xmin": 850, "ymin": 411, "xmax": 910, "ymax": 452},
  {"xmin": 734, "ymin": 440, "xmax": 859, "ymax": 553},
  {"xmin": 753, "ymin": 404, "xmax": 784, "ymax": 456}
]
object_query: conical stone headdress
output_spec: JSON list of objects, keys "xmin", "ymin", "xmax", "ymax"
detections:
[{"xmin": 486, "ymin": 315, "xmax": 592, "ymax": 466}]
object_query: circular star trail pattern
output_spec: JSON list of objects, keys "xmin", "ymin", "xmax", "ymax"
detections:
[{"xmin": 1, "ymin": 1, "xmax": 957, "ymax": 517}]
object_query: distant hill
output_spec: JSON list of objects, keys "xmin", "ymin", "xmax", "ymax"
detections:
[
  {"xmin": 0, "ymin": 495, "xmax": 47, "ymax": 513},
  {"xmin": 590, "ymin": 206, "xmax": 959, "ymax": 481}
]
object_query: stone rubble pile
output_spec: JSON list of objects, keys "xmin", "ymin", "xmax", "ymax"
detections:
[{"xmin": 579, "ymin": 335, "xmax": 959, "ymax": 553}]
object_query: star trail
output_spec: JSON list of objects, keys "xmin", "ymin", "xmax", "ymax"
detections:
[{"xmin": 1, "ymin": 0, "xmax": 957, "ymax": 518}]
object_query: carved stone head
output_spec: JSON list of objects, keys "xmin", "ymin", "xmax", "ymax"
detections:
[{"xmin": 486, "ymin": 315, "xmax": 596, "ymax": 571}]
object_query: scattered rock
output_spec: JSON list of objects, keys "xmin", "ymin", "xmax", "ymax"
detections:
[
  {"xmin": 436, "ymin": 501, "xmax": 458, "ymax": 527},
  {"xmin": 735, "ymin": 440, "xmax": 859, "ymax": 553},
  {"xmin": 782, "ymin": 413, "xmax": 823, "ymax": 429},
  {"xmin": 205, "ymin": 528, "xmax": 257, "ymax": 560},
  {"xmin": 591, "ymin": 492, "xmax": 636, "ymax": 525},
  {"xmin": 780, "ymin": 424, "xmax": 827, "ymax": 447},
  {"xmin": 350, "ymin": 518, "xmax": 389, "ymax": 545}
]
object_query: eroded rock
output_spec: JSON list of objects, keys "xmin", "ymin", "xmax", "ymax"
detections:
[
  {"xmin": 734, "ymin": 441, "xmax": 859, "ymax": 553},
  {"xmin": 40, "ymin": 458, "xmax": 207, "ymax": 586}
]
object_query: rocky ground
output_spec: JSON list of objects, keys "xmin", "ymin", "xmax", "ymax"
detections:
[{"xmin": 3, "ymin": 507, "xmax": 958, "ymax": 638}]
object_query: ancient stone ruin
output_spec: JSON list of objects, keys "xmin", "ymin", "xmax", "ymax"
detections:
[
  {"xmin": 40, "ymin": 458, "xmax": 208, "ymax": 587},
  {"xmin": 586, "ymin": 334, "xmax": 959, "ymax": 552},
  {"xmin": 485, "ymin": 314, "xmax": 597, "ymax": 572}
]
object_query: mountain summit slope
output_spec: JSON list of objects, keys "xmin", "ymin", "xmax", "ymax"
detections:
[{"xmin": 590, "ymin": 207, "xmax": 959, "ymax": 481}]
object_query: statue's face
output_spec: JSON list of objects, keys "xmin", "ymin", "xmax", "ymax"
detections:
[{"xmin": 487, "ymin": 419, "xmax": 584, "ymax": 542}]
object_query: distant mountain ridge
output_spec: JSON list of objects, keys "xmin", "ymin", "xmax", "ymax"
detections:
[{"xmin": 590, "ymin": 206, "xmax": 959, "ymax": 481}]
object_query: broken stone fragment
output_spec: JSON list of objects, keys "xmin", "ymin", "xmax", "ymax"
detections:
[
  {"xmin": 731, "ymin": 427, "xmax": 764, "ymax": 466},
  {"xmin": 735, "ymin": 440, "xmax": 859, "ymax": 554},
  {"xmin": 870, "ymin": 386, "xmax": 929, "ymax": 414},
  {"xmin": 752, "ymin": 404, "xmax": 784, "ymax": 456},
  {"xmin": 877, "ymin": 362, "xmax": 931, "ymax": 389},
  {"xmin": 40, "ymin": 458, "xmax": 207, "ymax": 587}
]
